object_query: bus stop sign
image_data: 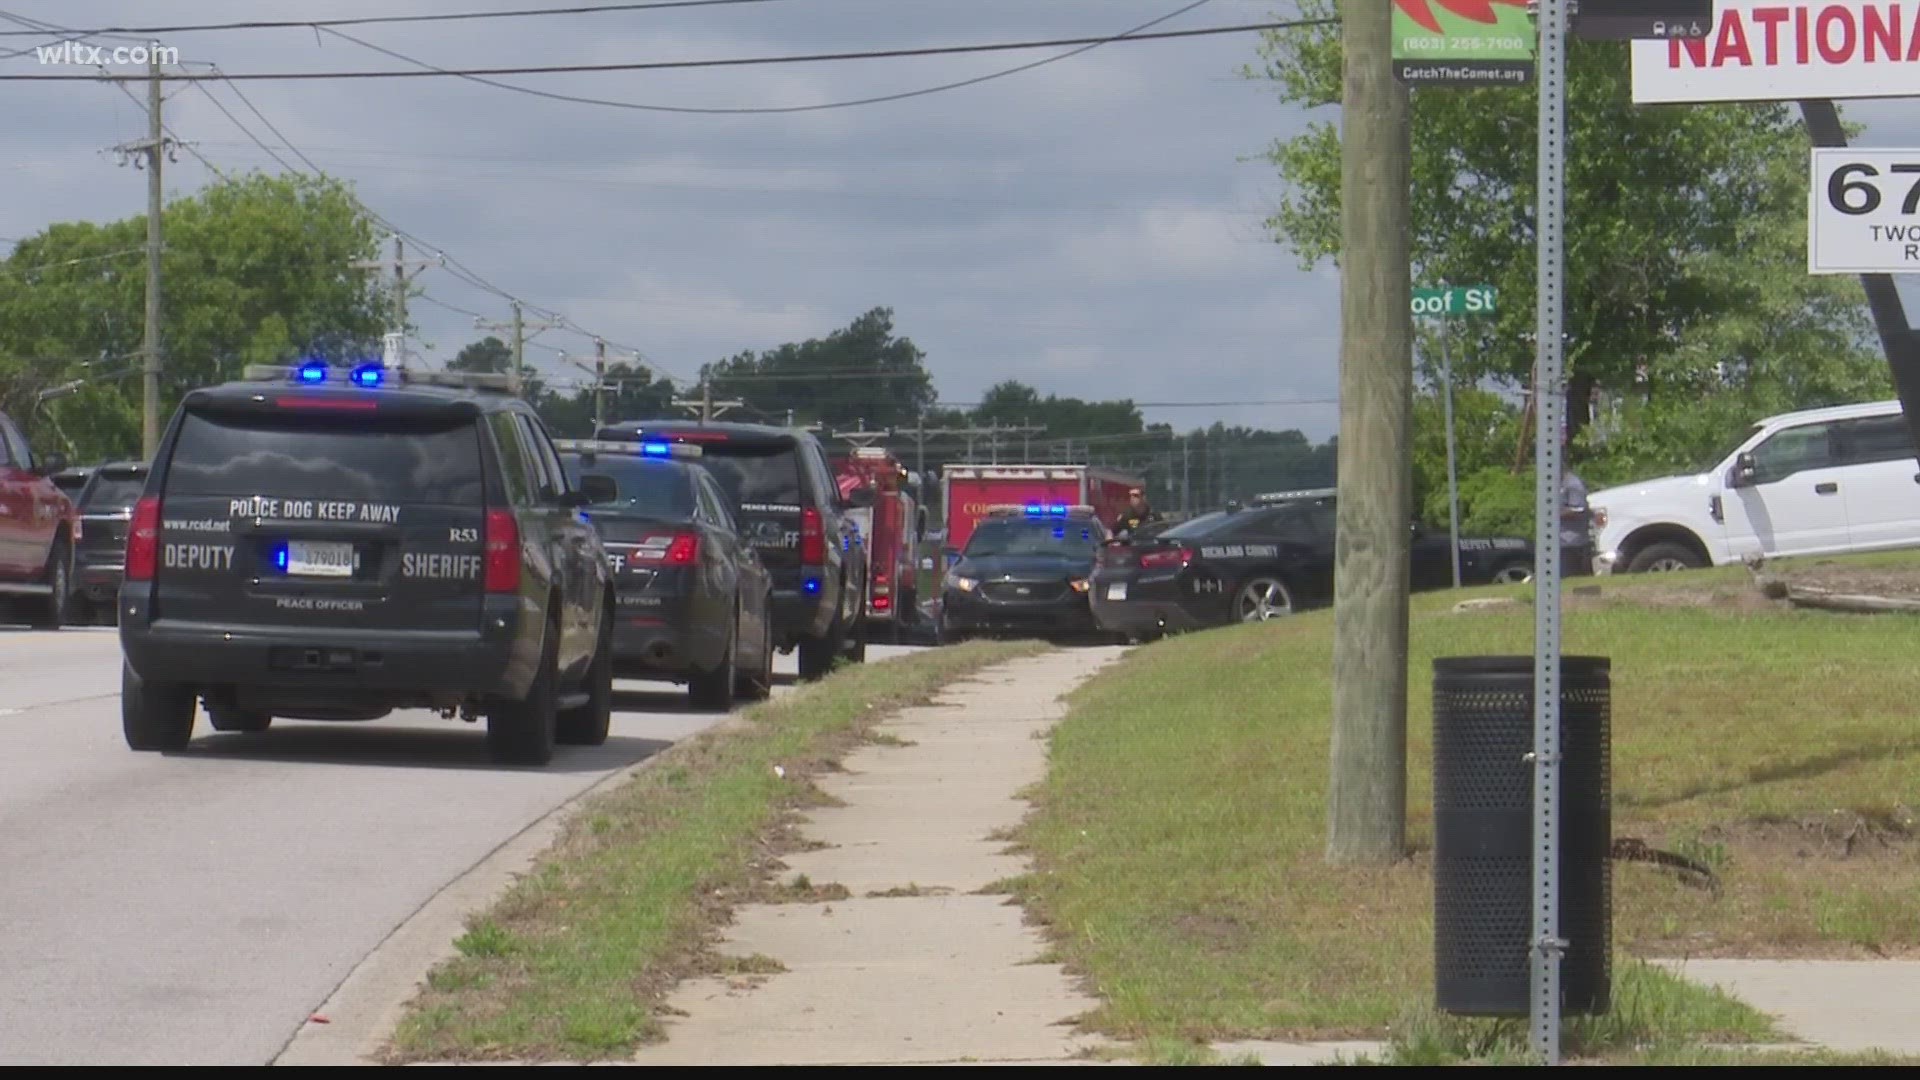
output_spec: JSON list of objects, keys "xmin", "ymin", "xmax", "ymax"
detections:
[{"xmin": 1570, "ymin": 0, "xmax": 1713, "ymax": 40}]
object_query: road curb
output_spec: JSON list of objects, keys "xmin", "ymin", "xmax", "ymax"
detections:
[{"xmin": 271, "ymin": 714, "xmax": 757, "ymax": 1067}]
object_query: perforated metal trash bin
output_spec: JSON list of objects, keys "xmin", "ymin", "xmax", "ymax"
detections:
[{"xmin": 1432, "ymin": 655, "xmax": 1611, "ymax": 1018}]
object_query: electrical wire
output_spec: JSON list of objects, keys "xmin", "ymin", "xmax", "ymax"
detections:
[{"xmin": 0, "ymin": 0, "xmax": 793, "ymax": 37}]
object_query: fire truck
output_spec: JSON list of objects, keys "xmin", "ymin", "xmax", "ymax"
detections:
[
  {"xmin": 833, "ymin": 447, "xmax": 927, "ymax": 639},
  {"xmin": 939, "ymin": 463, "xmax": 1143, "ymax": 559}
]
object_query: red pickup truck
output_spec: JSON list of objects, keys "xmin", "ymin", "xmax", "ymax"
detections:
[{"xmin": 0, "ymin": 411, "xmax": 79, "ymax": 628}]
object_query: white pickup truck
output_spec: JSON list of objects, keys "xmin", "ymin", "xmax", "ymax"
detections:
[{"xmin": 1588, "ymin": 398, "xmax": 1920, "ymax": 574}]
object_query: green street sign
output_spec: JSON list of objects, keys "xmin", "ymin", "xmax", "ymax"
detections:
[
  {"xmin": 1412, "ymin": 286, "xmax": 1497, "ymax": 319},
  {"xmin": 1392, "ymin": 0, "xmax": 1535, "ymax": 88}
]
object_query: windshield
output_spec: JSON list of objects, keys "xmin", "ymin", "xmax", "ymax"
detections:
[
  {"xmin": 965, "ymin": 518, "xmax": 1102, "ymax": 559},
  {"xmin": 697, "ymin": 446, "xmax": 804, "ymax": 508},
  {"xmin": 1705, "ymin": 423, "xmax": 1765, "ymax": 472},
  {"xmin": 1162, "ymin": 511, "xmax": 1230, "ymax": 539},
  {"xmin": 561, "ymin": 454, "xmax": 693, "ymax": 516},
  {"xmin": 83, "ymin": 472, "xmax": 147, "ymax": 510}
]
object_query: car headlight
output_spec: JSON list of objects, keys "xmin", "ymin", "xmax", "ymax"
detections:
[
  {"xmin": 1070, "ymin": 578, "xmax": 1090, "ymax": 593},
  {"xmin": 946, "ymin": 573, "xmax": 978, "ymax": 593}
]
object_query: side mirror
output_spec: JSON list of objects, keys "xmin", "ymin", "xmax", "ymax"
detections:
[
  {"xmin": 36, "ymin": 452, "xmax": 67, "ymax": 476},
  {"xmin": 1730, "ymin": 452, "xmax": 1758, "ymax": 488},
  {"xmin": 579, "ymin": 473, "xmax": 619, "ymax": 505},
  {"xmin": 555, "ymin": 488, "xmax": 593, "ymax": 509}
]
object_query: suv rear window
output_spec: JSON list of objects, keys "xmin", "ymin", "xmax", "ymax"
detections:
[
  {"xmin": 561, "ymin": 455, "xmax": 693, "ymax": 516},
  {"xmin": 696, "ymin": 445, "xmax": 805, "ymax": 508},
  {"xmin": 84, "ymin": 472, "xmax": 148, "ymax": 510},
  {"xmin": 166, "ymin": 410, "xmax": 486, "ymax": 504}
]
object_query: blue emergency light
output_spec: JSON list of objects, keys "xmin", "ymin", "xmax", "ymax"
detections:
[
  {"xmin": 349, "ymin": 362, "xmax": 386, "ymax": 388},
  {"xmin": 640, "ymin": 441, "xmax": 673, "ymax": 457},
  {"xmin": 271, "ymin": 544, "xmax": 290, "ymax": 571},
  {"xmin": 1022, "ymin": 503, "xmax": 1071, "ymax": 517},
  {"xmin": 296, "ymin": 360, "xmax": 329, "ymax": 384},
  {"xmin": 803, "ymin": 577, "xmax": 821, "ymax": 595}
]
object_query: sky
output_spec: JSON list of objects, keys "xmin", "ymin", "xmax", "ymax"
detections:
[{"xmin": 3, "ymin": 1, "xmax": 1919, "ymax": 448}]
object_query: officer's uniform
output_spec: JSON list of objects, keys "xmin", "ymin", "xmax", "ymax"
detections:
[{"xmin": 1111, "ymin": 506, "xmax": 1160, "ymax": 540}]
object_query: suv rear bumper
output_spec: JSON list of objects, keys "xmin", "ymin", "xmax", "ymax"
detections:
[{"xmin": 118, "ymin": 600, "xmax": 535, "ymax": 703}]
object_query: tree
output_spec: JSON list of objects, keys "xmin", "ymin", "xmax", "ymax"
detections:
[
  {"xmin": 449, "ymin": 336, "xmax": 512, "ymax": 375},
  {"xmin": 1248, "ymin": 1, "xmax": 1885, "ymax": 457},
  {"xmin": 702, "ymin": 306, "xmax": 935, "ymax": 428},
  {"xmin": 0, "ymin": 171, "xmax": 387, "ymax": 459}
]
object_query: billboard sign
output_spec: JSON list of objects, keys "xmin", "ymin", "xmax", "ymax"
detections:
[
  {"xmin": 1632, "ymin": 2, "xmax": 1920, "ymax": 102},
  {"xmin": 1393, "ymin": 0, "xmax": 1536, "ymax": 86},
  {"xmin": 1808, "ymin": 148, "xmax": 1920, "ymax": 274}
]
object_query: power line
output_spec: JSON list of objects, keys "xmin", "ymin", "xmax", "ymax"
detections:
[
  {"xmin": 2, "ymin": 17, "xmax": 1336, "ymax": 105},
  {"xmin": 0, "ymin": 0, "xmax": 791, "ymax": 37}
]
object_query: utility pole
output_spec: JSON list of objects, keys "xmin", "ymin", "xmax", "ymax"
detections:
[
  {"xmin": 1182, "ymin": 435, "xmax": 1192, "ymax": 514},
  {"xmin": 1326, "ymin": 0, "xmax": 1413, "ymax": 866},
  {"xmin": 673, "ymin": 381, "xmax": 744, "ymax": 422},
  {"xmin": 351, "ymin": 238, "xmax": 440, "ymax": 371},
  {"xmin": 474, "ymin": 302, "xmax": 559, "ymax": 398},
  {"xmin": 111, "ymin": 55, "xmax": 179, "ymax": 459},
  {"xmin": 594, "ymin": 337, "xmax": 606, "ymax": 428}
]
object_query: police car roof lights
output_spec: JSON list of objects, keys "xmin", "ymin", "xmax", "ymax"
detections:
[
  {"xmin": 242, "ymin": 362, "xmax": 513, "ymax": 394},
  {"xmin": 984, "ymin": 502, "xmax": 1095, "ymax": 518},
  {"xmin": 552, "ymin": 438, "xmax": 703, "ymax": 460},
  {"xmin": 348, "ymin": 362, "xmax": 386, "ymax": 388},
  {"xmin": 1252, "ymin": 487, "xmax": 1338, "ymax": 505},
  {"xmin": 295, "ymin": 360, "xmax": 329, "ymax": 383}
]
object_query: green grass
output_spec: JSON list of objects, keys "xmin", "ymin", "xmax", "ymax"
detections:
[
  {"xmin": 384, "ymin": 637, "xmax": 1049, "ymax": 1063},
  {"xmin": 1015, "ymin": 551, "xmax": 1920, "ymax": 1063}
]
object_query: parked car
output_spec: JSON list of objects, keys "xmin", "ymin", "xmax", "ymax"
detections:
[
  {"xmin": 936, "ymin": 503, "xmax": 1109, "ymax": 643},
  {"xmin": 0, "ymin": 410, "xmax": 78, "ymax": 628},
  {"xmin": 1588, "ymin": 398, "xmax": 1920, "ymax": 574},
  {"xmin": 1089, "ymin": 488, "xmax": 1536, "ymax": 638},
  {"xmin": 67, "ymin": 460, "xmax": 148, "ymax": 625},
  {"xmin": 556, "ymin": 438, "xmax": 775, "ymax": 710},
  {"xmin": 594, "ymin": 419, "xmax": 869, "ymax": 681}
]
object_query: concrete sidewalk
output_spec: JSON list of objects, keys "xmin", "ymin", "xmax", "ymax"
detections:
[
  {"xmin": 1655, "ymin": 958, "xmax": 1920, "ymax": 1057},
  {"xmin": 626, "ymin": 647, "xmax": 1125, "ymax": 1067}
]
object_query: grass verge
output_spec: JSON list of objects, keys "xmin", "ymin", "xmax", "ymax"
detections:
[
  {"xmin": 1014, "ymin": 551, "xmax": 1920, "ymax": 1064},
  {"xmin": 383, "ymin": 637, "xmax": 1049, "ymax": 1063}
]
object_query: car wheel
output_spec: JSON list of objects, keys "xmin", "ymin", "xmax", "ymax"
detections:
[
  {"xmin": 1491, "ymin": 560, "xmax": 1533, "ymax": 585},
  {"xmin": 1234, "ymin": 575, "xmax": 1295, "ymax": 622},
  {"xmin": 488, "ymin": 619, "xmax": 559, "ymax": 765},
  {"xmin": 736, "ymin": 601, "xmax": 774, "ymax": 701},
  {"xmin": 690, "ymin": 623, "xmax": 738, "ymax": 711},
  {"xmin": 31, "ymin": 539, "xmax": 69, "ymax": 630},
  {"xmin": 122, "ymin": 660, "xmax": 195, "ymax": 751},
  {"xmin": 206, "ymin": 701, "xmax": 273, "ymax": 733},
  {"xmin": 843, "ymin": 610, "xmax": 868, "ymax": 664},
  {"xmin": 558, "ymin": 605, "xmax": 613, "ymax": 746},
  {"xmin": 1626, "ymin": 541, "xmax": 1704, "ymax": 574}
]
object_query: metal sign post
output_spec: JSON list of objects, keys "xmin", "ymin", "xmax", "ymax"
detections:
[
  {"xmin": 1531, "ymin": 0, "xmax": 1569, "ymax": 1065},
  {"xmin": 1441, "ymin": 319, "xmax": 1462, "ymax": 590},
  {"xmin": 1411, "ymin": 285, "xmax": 1495, "ymax": 592}
]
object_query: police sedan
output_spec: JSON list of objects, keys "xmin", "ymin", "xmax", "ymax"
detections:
[
  {"xmin": 556, "ymin": 439, "xmax": 776, "ymax": 711},
  {"xmin": 936, "ymin": 504, "xmax": 1110, "ymax": 643}
]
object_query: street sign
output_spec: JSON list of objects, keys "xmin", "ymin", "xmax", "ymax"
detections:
[
  {"xmin": 1571, "ymin": 0, "xmax": 1714, "ymax": 40},
  {"xmin": 1413, "ymin": 285, "xmax": 1499, "ymax": 317},
  {"xmin": 1809, "ymin": 148, "xmax": 1920, "ymax": 274},
  {"xmin": 1632, "ymin": 1, "xmax": 1920, "ymax": 103},
  {"xmin": 1392, "ymin": 0, "xmax": 1536, "ymax": 86}
]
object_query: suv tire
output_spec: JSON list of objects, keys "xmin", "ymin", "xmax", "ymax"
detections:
[
  {"xmin": 488, "ymin": 619, "xmax": 559, "ymax": 765},
  {"xmin": 797, "ymin": 613, "xmax": 840, "ymax": 682},
  {"xmin": 689, "ymin": 621, "xmax": 737, "ymax": 712},
  {"xmin": 122, "ymin": 660, "xmax": 195, "ymax": 751},
  {"xmin": 558, "ymin": 607, "xmax": 614, "ymax": 746},
  {"xmin": 31, "ymin": 538, "xmax": 69, "ymax": 630}
]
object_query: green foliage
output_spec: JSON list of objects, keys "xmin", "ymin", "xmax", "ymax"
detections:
[
  {"xmin": 1456, "ymin": 466, "xmax": 1535, "ymax": 537},
  {"xmin": 1411, "ymin": 384, "xmax": 1521, "ymax": 527},
  {"xmin": 0, "ymin": 171, "xmax": 386, "ymax": 460},
  {"xmin": 1247, "ymin": 2, "xmax": 1886, "ymax": 481},
  {"xmin": 702, "ymin": 306, "xmax": 935, "ymax": 429}
]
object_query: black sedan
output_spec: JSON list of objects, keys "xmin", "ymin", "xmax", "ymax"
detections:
[
  {"xmin": 1089, "ymin": 488, "xmax": 1537, "ymax": 638},
  {"xmin": 67, "ymin": 460, "xmax": 149, "ymax": 625},
  {"xmin": 937, "ymin": 506, "xmax": 1110, "ymax": 643},
  {"xmin": 557, "ymin": 439, "xmax": 776, "ymax": 711}
]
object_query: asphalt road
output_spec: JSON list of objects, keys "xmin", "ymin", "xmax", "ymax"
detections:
[{"xmin": 0, "ymin": 624, "xmax": 920, "ymax": 1066}]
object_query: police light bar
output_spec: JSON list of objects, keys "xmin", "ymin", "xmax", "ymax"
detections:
[
  {"xmin": 852, "ymin": 447, "xmax": 891, "ymax": 459},
  {"xmin": 984, "ymin": 502, "xmax": 1096, "ymax": 517},
  {"xmin": 242, "ymin": 362, "xmax": 512, "ymax": 393},
  {"xmin": 1252, "ymin": 487, "xmax": 1337, "ymax": 504},
  {"xmin": 553, "ymin": 438, "xmax": 703, "ymax": 460}
]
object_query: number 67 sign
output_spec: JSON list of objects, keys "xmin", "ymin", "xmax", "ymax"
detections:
[{"xmin": 1810, "ymin": 149, "xmax": 1920, "ymax": 276}]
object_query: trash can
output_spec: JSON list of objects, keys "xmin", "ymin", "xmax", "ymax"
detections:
[{"xmin": 1431, "ymin": 655, "xmax": 1611, "ymax": 1018}]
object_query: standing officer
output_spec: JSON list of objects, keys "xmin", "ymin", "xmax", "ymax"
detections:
[{"xmin": 1111, "ymin": 487, "xmax": 1161, "ymax": 541}]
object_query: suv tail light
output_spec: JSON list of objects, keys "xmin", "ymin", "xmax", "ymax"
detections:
[
  {"xmin": 800, "ymin": 507, "xmax": 826, "ymax": 565},
  {"xmin": 1138, "ymin": 547, "xmax": 1192, "ymax": 570},
  {"xmin": 125, "ymin": 496, "xmax": 161, "ymax": 582},
  {"xmin": 485, "ymin": 509, "xmax": 520, "ymax": 593}
]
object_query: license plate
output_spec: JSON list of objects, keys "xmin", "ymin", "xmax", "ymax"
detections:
[
  {"xmin": 285, "ymin": 540, "xmax": 356, "ymax": 577},
  {"xmin": 1107, "ymin": 582, "xmax": 1128, "ymax": 601}
]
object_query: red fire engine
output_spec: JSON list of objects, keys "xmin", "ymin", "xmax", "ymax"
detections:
[{"xmin": 832, "ymin": 447, "xmax": 926, "ymax": 637}]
